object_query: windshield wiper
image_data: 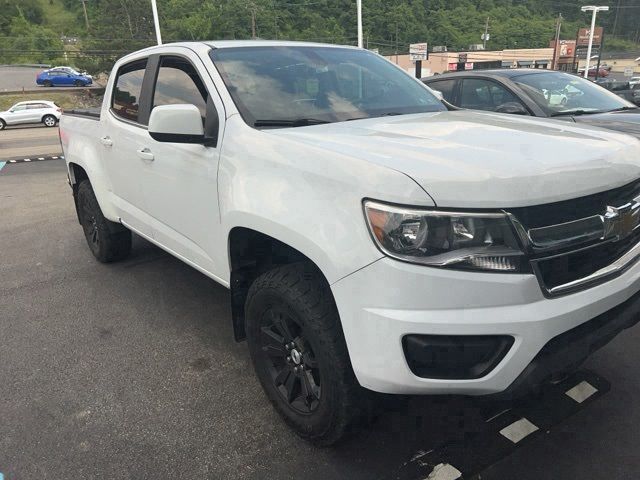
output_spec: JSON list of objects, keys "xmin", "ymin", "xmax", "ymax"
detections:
[
  {"xmin": 607, "ymin": 106, "xmax": 639, "ymax": 113},
  {"xmin": 550, "ymin": 109, "xmax": 604, "ymax": 117},
  {"xmin": 254, "ymin": 118, "xmax": 330, "ymax": 128}
]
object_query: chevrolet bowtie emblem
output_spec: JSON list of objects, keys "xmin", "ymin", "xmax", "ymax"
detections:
[{"xmin": 603, "ymin": 202, "xmax": 640, "ymax": 242}]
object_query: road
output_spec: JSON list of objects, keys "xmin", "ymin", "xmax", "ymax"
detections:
[
  {"xmin": 0, "ymin": 66, "xmax": 102, "ymax": 93},
  {"xmin": 0, "ymin": 125, "xmax": 62, "ymax": 161},
  {"xmin": 1, "ymin": 159, "xmax": 640, "ymax": 479},
  {"xmin": 0, "ymin": 66, "xmax": 45, "ymax": 92}
]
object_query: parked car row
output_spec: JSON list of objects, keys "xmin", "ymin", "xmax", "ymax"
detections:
[
  {"xmin": 0, "ymin": 100, "xmax": 61, "ymax": 130},
  {"xmin": 36, "ymin": 66, "xmax": 93, "ymax": 87},
  {"xmin": 424, "ymin": 69, "xmax": 640, "ymax": 137}
]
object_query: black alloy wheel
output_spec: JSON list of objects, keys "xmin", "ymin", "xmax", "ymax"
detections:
[
  {"xmin": 259, "ymin": 307, "xmax": 321, "ymax": 414},
  {"xmin": 246, "ymin": 263, "xmax": 369, "ymax": 445},
  {"xmin": 79, "ymin": 188, "xmax": 101, "ymax": 255},
  {"xmin": 75, "ymin": 180, "xmax": 131, "ymax": 262}
]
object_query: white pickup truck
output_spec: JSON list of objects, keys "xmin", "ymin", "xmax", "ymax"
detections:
[{"xmin": 60, "ymin": 41, "xmax": 640, "ymax": 445}]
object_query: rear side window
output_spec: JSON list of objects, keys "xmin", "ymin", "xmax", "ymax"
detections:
[
  {"xmin": 112, "ymin": 59, "xmax": 148, "ymax": 123},
  {"xmin": 427, "ymin": 79, "xmax": 457, "ymax": 103},
  {"xmin": 27, "ymin": 103, "xmax": 48, "ymax": 109},
  {"xmin": 152, "ymin": 56, "xmax": 208, "ymax": 118}
]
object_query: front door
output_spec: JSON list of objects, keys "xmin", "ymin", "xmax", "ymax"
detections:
[
  {"xmin": 7, "ymin": 104, "xmax": 31, "ymax": 125},
  {"xmin": 137, "ymin": 50, "xmax": 226, "ymax": 276}
]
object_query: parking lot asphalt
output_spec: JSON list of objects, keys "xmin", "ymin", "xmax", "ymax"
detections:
[{"xmin": 3, "ymin": 160, "xmax": 640, "ymax": 480}]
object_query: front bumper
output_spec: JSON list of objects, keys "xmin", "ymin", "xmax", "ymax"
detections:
[{"xmin": 331, "ymin": 256, "xmax": 640, "ymax": 395}]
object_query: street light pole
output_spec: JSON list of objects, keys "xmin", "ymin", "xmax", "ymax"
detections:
[
  {"xmin": 581, "ymin": 5, "xmax": 608, "ymax": 78},
  {"xmin": 357, "ymin": 0, "xmax": 363, "ymax": 48},
  {"xmin": 151, "ymin": 0, "xmax": 162, "ymax": 45}
]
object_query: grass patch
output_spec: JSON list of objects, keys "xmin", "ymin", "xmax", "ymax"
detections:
[{"xmin": 0, "ymin": 90, "xmax": 103, "ymax": 111}]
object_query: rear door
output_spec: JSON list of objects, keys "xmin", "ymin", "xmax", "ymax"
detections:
[
  {"xmin": 136, "ymin": 49, "xmax": 226, "ymax": 275},
  {"xmin": 101, "ymin": 57, "xmax": 155, "ymax": 237},
  {"xmin": 26, "ymin": 103, "xmax": 47, "ymax": 123}
]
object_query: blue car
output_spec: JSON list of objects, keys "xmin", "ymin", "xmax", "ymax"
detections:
[{"xmin": 36, "ymin": 68, "xmax": 93, "ymax": 87}]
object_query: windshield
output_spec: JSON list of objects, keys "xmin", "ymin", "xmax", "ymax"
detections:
[
  {"xmin": 210, "ymin": 46, "xmax": 446, "ymax": 128},
  {"xmin": 511, "ymin": 71, "xmax": 634, "ymax": 116}
]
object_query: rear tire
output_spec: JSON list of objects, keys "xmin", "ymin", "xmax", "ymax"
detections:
[
  {"xmin": 76, "ymin": 180, "xmax": 132, "ymax": 263},
  {"xmin": 43, "ymin": 80, "xmax": 53, "ymax": 87},
  {"xmin": 42, "ymin": 115, "xmax": 57, "ymax": 127},
  {"xmin": 246, "ymin": 262, "xmax": 369, "ymax": 446},
  {"xmin": 0, "ymin": 119, "xmax": 5, "ymax": 130}
]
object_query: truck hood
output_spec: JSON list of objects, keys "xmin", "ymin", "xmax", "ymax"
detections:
[{"xmin": 269, "ymin": 110, "xmax": 640, "ymax": 208}]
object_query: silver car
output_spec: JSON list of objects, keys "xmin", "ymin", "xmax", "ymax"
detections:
[{"xmin": 0, "ymin": 100, "xmax": 62, "ymax": 130}]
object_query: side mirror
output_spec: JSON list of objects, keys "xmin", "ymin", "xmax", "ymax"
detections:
[
  {"xmin": 149, "ymin": 104, "xmax": 205, "ymax": 144},
  {"xmin": 495, "ymin": 102, "xmax": 528, "ymax": 115}
]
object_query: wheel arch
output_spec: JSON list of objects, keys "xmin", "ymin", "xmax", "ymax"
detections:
[
  {"xmin": 67, "ymin": 160, "xmax": 119, "ymax": 223},
  {"xmin": 228, "ymin": 227, "xmax": 335, "ymax": 342}
]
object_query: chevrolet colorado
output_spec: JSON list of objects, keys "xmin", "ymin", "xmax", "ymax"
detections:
[{"xmin": 60, "ymin": 41, "xmax": 640, "ymax": 445}]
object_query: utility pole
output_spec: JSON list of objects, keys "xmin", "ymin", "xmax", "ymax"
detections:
[
  {"xmin": 248, "ymin": 2, "xmax": 257, "ymax": 39},
  {"xmin": 357, "ymin": 0, "xmax": 363, "ymax": 48},
  {"xmin": 551, "ymin": 13, "xmax": 562, "ymax": 70},
  {"xmin": 482, "ymin": 16, "xmax": 489, "ymax": 49},
  {"xmin": 612, "ymin": 0, "xmax": 622, "ymax": 37},
  {"xmin": 581, "ymin": 5, "xmax": 609, "ymax": 78},
  {"xmin": 80, "ymin": 0, "xmax": 90, "ymax": 30},
  {"xmin": 151, "ymin": 0, "xmax": 162, "ymax": 45},
  {"xmin": 395, "ymin": 23, "xmax": 399, "ymax": 63}
]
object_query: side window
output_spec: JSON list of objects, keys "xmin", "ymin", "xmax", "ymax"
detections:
[
  {"xmin": 152, "ymin": 56, "xmax": 208, "ymax": 118},
  {"xmin": 27, "ymin": 103, "xmax": 46, "ymax": 109},
  {"xmin": 112, "ymin": 59, "xmax": 148, "ymax": 123},
  {"xmin": 460, "ymin": 79, "xmax": 524, "ymax": 112},
  {"xmin": 12, "ymin": 105, "xmax": 27, "ymax": 111},
  {"xmin": 426, "ymin": 79, "xmax": 457, "ymax": 104}
]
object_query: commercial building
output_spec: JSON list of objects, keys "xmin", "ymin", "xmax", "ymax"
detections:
[{"xmin": 386, "ymin": 48, "xmax": 554, "ymax": 76}]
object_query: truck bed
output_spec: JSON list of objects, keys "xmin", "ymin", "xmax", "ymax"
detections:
[{"xmin": 63, "ymin": 108, "xmax": 101, "ymax": 120}]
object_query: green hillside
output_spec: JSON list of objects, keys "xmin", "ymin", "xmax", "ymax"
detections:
[{"xmin": 1, "ymin": 0, "xmax": 638, "ymax": 70}]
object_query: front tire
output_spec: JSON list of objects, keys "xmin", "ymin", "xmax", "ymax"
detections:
[
  {"xmin": 42, "ymin": 115, "xmax": 57, "ymax": 127},
  {"xmin": 74, "ymin": 80, "xmax": 83, "ymax": 87},
  {"xmin": 0, "ymin": 119, "xmax": 5, "ymax": 130},
  {"xmin": 43, "ymin": 80, "xmax": 53, "ymax": 87},
  {"xmin": 246, "ymin": 263, "xmax": 368, "ymax": 446},
  {"xmin": 76, "ymin": 180, "xmax": 132, "ymax": 263}
]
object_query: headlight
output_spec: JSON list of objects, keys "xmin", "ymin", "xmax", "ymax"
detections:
[{"xmin": 364, "ymin": 200, "xmax": 527, "ymax": 272}]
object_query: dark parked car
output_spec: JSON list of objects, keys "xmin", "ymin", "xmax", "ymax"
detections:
[
  {"xmin": 424, "ymin": 69, "xmax": 640, "ymax": 138},
  {"xmin": 36, "ymin": 69, "xmax": 93, "ymax": 87}
]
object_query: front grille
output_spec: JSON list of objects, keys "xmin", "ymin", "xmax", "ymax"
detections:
[
  {"xmin": 533, "ymin": 228, "xmax": 640, "ymax": 293},
  {"xmin": 508, "ymin": 178, "xmax": 640, "ymax": 296},
  {"xmin": 508, "ymin": 178, "xmax": 640, "ymax": 230}
]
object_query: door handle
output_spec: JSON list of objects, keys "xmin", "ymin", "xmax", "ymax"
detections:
[
  {"xmin": 136, "ymin": 147, "xmax": 154, "ymax": 162},
  {"xmin": 100, "ymin": 136, "xmax": 113, "ymax": 147}
]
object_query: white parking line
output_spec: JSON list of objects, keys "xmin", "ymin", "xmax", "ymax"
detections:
[
  {"xmin": 426, "ymin": 463, "xmax": 462, "ymax": 480},
  {"xmin": 566, "ymin": 381, "xmax": 598, "ymax": 403},
  {"xmin": 499, "ymin": 418, "xmax": 539, "ymax": 444}
]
